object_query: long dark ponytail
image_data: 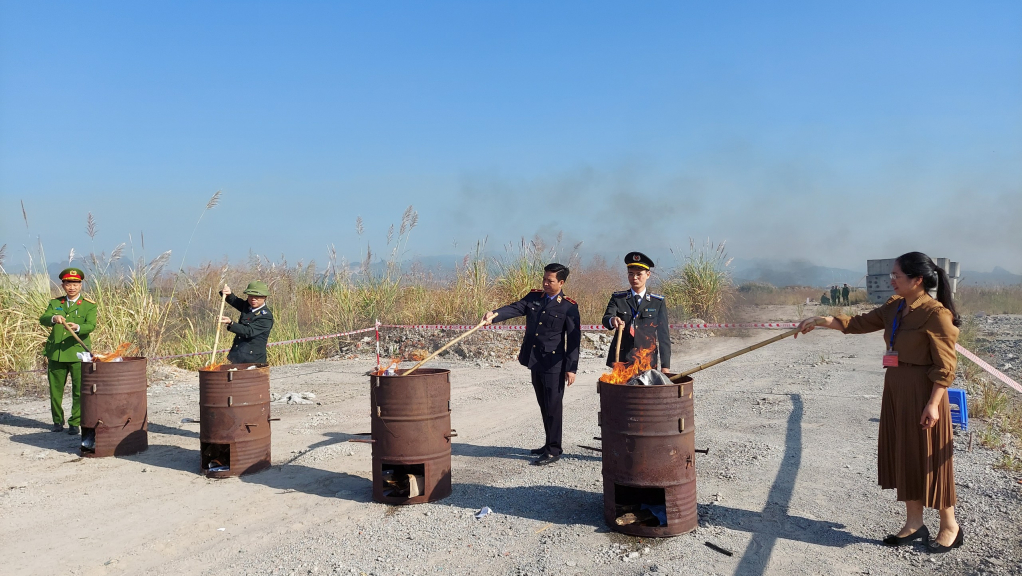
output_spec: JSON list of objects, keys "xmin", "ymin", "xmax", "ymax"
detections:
[{"xmin": 895, "ymin": 252, "xmax": 961, "ymax": 327}]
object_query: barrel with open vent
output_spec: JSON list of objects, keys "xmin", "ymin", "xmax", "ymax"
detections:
[
  {"xmin": 598, "ymin": 375, "xmax": 697, "ymax": 537},
  {"xmin": 80, "ymin": 357, "xmax": 148, "ymax": 457},
  {"xmin": 198, "ymin": 363, "xmax": 272, "ymax": 478},
  {"xmin": 369, "ymin": 368, "xmax": 453, "ymax": 504}
]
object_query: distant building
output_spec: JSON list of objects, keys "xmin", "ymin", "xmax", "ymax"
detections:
[{"xmin": 866, "ymin": 258, "xmax": 960, "ymax": 304}]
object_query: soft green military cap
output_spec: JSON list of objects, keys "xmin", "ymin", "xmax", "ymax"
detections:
[
  {"xmin": 59, "ymin": 267, "xmax": 85, "ymax": 282},
  {"xmin": 243, "ymin": 280, "xmax": 270, "ymax": 297}
]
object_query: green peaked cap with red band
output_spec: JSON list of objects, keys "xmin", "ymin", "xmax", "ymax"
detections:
[{"xmin": 58, "ymin": 267, "xmax": 85, "ymax": 281}]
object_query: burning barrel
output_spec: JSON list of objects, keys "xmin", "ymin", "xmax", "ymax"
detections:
[
  {"xmin": 80, "ymin": 357, "xmax": 148, "ymax": 457},
  {"xmin": 369, "ymin": 368, "xmax": 453, "ymax": 504},
  {"xmin": 199, "ymin": 363, "xmax": 272, "ymax": 478},
  {"xmin": 598, "ymin": 375, "xmax": 697, "ymax": 537}
]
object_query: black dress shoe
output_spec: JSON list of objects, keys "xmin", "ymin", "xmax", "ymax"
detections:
[
  {"xmin": 51, "ymin": 424, "xmax": 64, "ymax": 432},
  {"xmin": 928, "ymin": 527, "xmax": 964, "ymax": 553},
  {"xmin": 883, "ymin": 525, "xmax": 929, "ymax": 546},
  {"xmin": 68, "ymin": 425, "xmax": 80, "ymax": 435},
  {"xmin": 529, "ymin": 447, "xmax": 546, "ymax": 455},
  {"xmin": 531, "ymin": 454, "xmax": 560, "ymax": 466}
]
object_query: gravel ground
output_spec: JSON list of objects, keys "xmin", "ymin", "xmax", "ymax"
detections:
[{"xmin": 2, "ymin": 311, "xmax": 1021, "ymax": 576}]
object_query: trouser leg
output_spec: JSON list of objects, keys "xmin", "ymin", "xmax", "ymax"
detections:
[
  {"xmin": 68, "ymin": 362, "xmax": 82, "ymax": 426},
  {"xmin": 531, "ymin": 371, "xmax": 549, "ymax": 447},
  {"xmin": 47, "ymin": 360, "xmax": 69, "ymax": 425},
  {"xmin": 533, "ymin": 369, "xmax": 565, "ymax": 456}
]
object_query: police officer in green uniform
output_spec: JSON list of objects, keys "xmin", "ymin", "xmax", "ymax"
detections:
[
  {"xmin": 602, "ymin": 252, "xmax": 671, "ymax": 372},
  {"xmin": 842, "ymin": 283, "xmax": 851, "ymax": 305},
  {"xmin": 219, "ymin": 281, "xmax": 274, "ymax": 364},
  {"xmin": 38, "ymin": 268, "xmax": 97, "ymax": 434},
  {"xmin": 830, "ymin": 285, "xmax": 840, "ymax": 307}
]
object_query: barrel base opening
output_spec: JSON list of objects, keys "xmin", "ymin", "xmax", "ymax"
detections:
[
  {"xmin": 614, "ymin": 484, "xmax": 667, "ymax": 528},
  {"xmin": 201, "ymin": 442, "xmax": 231, "ymax": 473},
  {"xmin": 80, "ymin": 427, "xmax": 96, "ymax": 454},
  {"xmin": 381, "ymin": 463, "xmax": 426, "ymax": 498}
]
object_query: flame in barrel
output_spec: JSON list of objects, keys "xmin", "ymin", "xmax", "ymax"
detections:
[
  {"xmin": 93, "ymin": 342, "xmax": 134, "ymax": 362},
  {"xmin": 600, "ymin": 345, "xmax": 656, "ymax": 384}
]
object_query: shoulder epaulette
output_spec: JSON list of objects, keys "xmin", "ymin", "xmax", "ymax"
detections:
[
  {"xmin": 82, "ymin": 297, "xmax": 96, "ymax": 304},
  {"xmin": 649, "ymin": 293, "xmax": 664, "ymax": 300},
  {"xmin": 612, "ymin": 290, "xmax": 630, "ymax": 297},
  {"xmin": 564, "ymin": 296, "xmax": 577, "ymax": 305},
  {"xmin": 530, "ymin": 288, "xmax": 543, "ymax": 293}
]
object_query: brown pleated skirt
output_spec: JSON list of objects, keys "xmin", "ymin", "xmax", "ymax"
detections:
[{"xmin": 878, "ymin": 364, "xmax": 956, "ymax": 509}]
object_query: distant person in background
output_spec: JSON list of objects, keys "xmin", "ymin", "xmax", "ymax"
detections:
[
  {"xmin": 842, "ymin": 283, "xmax": 851, "ymax": 305},
  {"xmin": 830, "ymin": 285, "xmax": 840, "ymax": 306},
  {"xmin": 220, "ymin": 281, "xmax": 274, "ymax": 364},
  {"xmin": 820, "ymin": 293, "xmax": 830, "ymax": 306},
  {"xmin": 796, "ymin": 252, "xmax": 963, "ymax": 552}
]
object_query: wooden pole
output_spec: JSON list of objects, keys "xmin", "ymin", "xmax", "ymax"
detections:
[
  {"xmin": 209, "ymin": 287, "xmax": 229, "ymax": 367},
  {"xmin": 614, "ymin": 323, "xmax": 623, "ymax": 364},
  {"xmin": 401, "ymin": 320, "xmax": 487, "ymax": 376},
  {"xmin": 670, "ymin": 318, "xmax": 825, "ymax": 381},
  {"xmin": 61, "ymin": 320, "xmax": 91, "ymax": 353}
]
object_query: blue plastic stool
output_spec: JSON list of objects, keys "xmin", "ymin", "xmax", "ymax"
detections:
[{"xmin": 947, "ymin": 388, "xmax": 968, "ymax": 431}]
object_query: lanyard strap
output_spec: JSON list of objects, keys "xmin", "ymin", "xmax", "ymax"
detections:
[
  {"xmin": 628, "ymin": 294, "xmax": 641, "ymax": 323},
  {"xmin": 889, "ymin": 300, "xmax": 905, "ymax": 350}
]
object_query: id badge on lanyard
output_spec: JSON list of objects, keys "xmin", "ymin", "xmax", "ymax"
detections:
[{"xmin": 883, "ymin": 301, "xmax": 905, "ymax": 368}]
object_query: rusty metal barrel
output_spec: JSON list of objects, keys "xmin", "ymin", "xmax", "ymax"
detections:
[
  {"xmin": 598, "ymin": 375, "xmax": 697, "ymax": 537},
  {"xmin": 198, "ymin": 363, "xmax": 272, "ymax": 478},
  {"xmin": 369, "ymin": 368, "xmax": 453, "ymax": 504},
  {"xmin": 80, "ymin": 357, "xmax": 148, "ymax": 457}
]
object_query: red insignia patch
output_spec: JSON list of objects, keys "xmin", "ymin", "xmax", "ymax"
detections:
[{"xmin": 564, "ymin": 297, "xmax": 577, "ymax": 305}]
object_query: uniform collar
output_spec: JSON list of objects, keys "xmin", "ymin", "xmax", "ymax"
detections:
[
  {"xmin": 630, "ymin": 289, "xmax": 646, "ymax": 300},
  {"xmin": 250, "ymin": 304, "xmax": 266, "ymax": 313},
  {"xmin": 905, "ymin": 292, "xmax": 933, "ymax": 311},
  {"xmin": 64, "ymin": 295, "xmax": 81, "ymax": 305}
]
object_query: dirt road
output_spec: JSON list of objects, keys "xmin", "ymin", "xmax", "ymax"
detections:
[{"xmin": 2, "ymin": 324, "xmax": 1019, "ymax": 576}]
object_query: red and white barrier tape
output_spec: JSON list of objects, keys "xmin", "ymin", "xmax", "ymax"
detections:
[
  {"xmin": 5, "ymin": 325, "xmax": 1018, "ymax": 394},
  {"xmin": 956, "ymin": 344, "xmax": 1022, "ymax": 394},
  {"xmin": 378, "ymin": 322, "xmax": 799, "ymax": 331}
]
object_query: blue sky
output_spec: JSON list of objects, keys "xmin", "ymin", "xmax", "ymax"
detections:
[{"xmin": 2, "ymin": 2, "xmax": 1020, "ymax": 275}]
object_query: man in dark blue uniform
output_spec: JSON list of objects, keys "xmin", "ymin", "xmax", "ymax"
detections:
[
  {"xmin": 602, "ymin": 252, "xmax": 671, "ymax": 372},
  {"xmin": 483, "ymin": 263, "xmax": 581, "ymax": 465},
  {"xmin": 219, "ymin": 281, "xmax": 275, "ymax": 364}
]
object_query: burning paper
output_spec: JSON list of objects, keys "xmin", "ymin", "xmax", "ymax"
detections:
[
  {"xmin": 93, "ymin": 342, "xmax": 133, "ymax": 362},
  {"xmin": 600, "ymin": 345, "xmax": 656, "ymax": 384},
  {"xmin": 626, "ymin": 369, "xmax": 672, "ymax": 386}
]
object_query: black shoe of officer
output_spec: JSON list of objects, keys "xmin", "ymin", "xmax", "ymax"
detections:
[
  {"xmin": 531, "ymin": 453, "xmax": 560, "ymax": 466},
  {"xmin": 52, "ymin": 423, "xmax": 64, "ymax": 432},
  {"xmin": 68, "ymin": 425, "xmax": 80, "ymax": 435},
  {"xmin": 529, "ymin": 446, "xmax": 546, "ymax": 455}
]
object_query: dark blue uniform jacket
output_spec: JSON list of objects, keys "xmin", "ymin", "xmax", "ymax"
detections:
[
  {"xmin": 492, "ymin": 290, "xmax": 582, "ymax": 374},
  {"xmin": 602, "ymin": 290, "xmax": 671, "ymax": 369},
  {"xmin": 223, "ymin": 293, "xmax": 274, "ymax": 364}
]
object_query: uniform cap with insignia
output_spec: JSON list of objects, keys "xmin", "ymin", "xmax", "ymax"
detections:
[
  {"xmin": 58, "ymin": 267, "xmax": 85, "ymax": 281},
  {"xmin": 623, "ymin": 252, "xmax": 654, "ymax": 270},
  {"xmin": 243, "ymin": 280, "xmax": 270, "ymax": 297}
]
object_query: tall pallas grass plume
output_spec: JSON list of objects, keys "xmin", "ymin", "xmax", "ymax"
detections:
[{"xmin": 661, "ymin": 238, "xmax": 735, "ymax": 322}]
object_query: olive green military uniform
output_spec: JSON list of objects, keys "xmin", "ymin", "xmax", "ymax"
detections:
[
  {"xmin": 842, "ymin": 284, "xmax": 850, "ymax": 305},
  {"xmin": 39, "ymin": 293, "xmax": 97, "ymax": 427}
]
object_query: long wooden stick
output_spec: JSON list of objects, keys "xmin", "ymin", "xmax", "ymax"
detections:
[
  {"xmin": 61, "ymin": 320, "xmax": 91, "ymax": 353},
  {"xmin": 670, "ymin": 318, "xmax": 824, "ymax": 381},
  {"xmin": 402, "ymin": 320, "xmax": 487, "ymax": 375},
  {"xmin": 614, "ymin": 323, "xmax": 623, "ymax": 364},
  {"xmin": 209, "ymin": 287, "xmax": 228, "ymax": 367}
]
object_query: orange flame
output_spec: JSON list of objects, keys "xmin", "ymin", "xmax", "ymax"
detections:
[
  {"xmin": 407, "ymin": 349, "xmax": 428, "ymax": 361},
  {"xmin": 200, "ymin": 361, "xmax": 226, "ymax": 371},
  {"xmin": 373, "ymin": 357, "xmax": 401, "ymax": 376},
  {"xmin": 600, "ymin": 345, "xmax": 656, "ymax": 384},
  {"xmin": 93, "ymin": 342, "xmax": 134, "ymax": 362}
]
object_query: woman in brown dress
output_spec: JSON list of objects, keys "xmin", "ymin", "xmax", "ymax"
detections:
[{"xmin": 796, "ymin": 252, "xmax": 963, "ymax": 552}]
